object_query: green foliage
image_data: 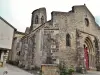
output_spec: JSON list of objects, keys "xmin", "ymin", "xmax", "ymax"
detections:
[
  {"xmin": 68, "ymin": 65, "xmax": 75, "ymax": 74},
  {"xmin": 58, "ymin": 63, "xmax": 75, "ymax": 75},
  {"xmin": 68, "ymin": 68, "xmax": 74, "ymax": 74},
  {"xmin": 58, "ymin": 63, "xmax": 68, "ymax": 75}
]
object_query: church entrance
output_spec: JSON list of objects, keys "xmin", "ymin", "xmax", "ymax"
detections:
[
  {"xmin": 84, "ymin": 37, "xmax": 95, "ymax": 70},
  {"xmin": 84, "ymin": 46, "xmax": 89, "ymax": 70}
]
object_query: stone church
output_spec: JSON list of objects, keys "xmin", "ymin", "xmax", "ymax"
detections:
[{"xmin": 12, "ymin": 5, "xmax": 100, "ymax": 71}]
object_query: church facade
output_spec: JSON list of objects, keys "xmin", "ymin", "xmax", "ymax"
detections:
[{"xmin": 15, "ymin": 5, "xmax": 100, "ymax": 71}]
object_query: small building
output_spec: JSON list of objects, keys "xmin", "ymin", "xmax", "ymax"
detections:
[
  {"xmin": 8, "ymin": 31, "xmax": 25, "ymax": 63},
  {"xmin": 0, "ymin": 16, "xmax": 16, "ymax": 65}
]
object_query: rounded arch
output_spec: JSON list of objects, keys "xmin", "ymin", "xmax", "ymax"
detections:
[{"xmin": 85, "ymin": 37, "xmax": 94, "ymax": 52}]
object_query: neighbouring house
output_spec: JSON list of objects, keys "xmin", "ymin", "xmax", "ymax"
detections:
[
  {"xmin": 8, "ymin": 31, "xmax": 25, "ymax": 64},
  {"xmin": 0, "ymin": 16, "xmax": 16, "ymax": 65}
]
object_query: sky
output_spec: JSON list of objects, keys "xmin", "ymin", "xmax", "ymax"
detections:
[{"xmin": 0, "ymin": 0, "xmax": 100, "ymax": 32}]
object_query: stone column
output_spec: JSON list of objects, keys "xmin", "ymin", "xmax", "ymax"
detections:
[
  {"xmin": 76, "ymin": 30, "xmax": 86, "ymax": 73},
  {"xmin": 80, "ymin": 45, "xmax": 86, "ymax": 73}
]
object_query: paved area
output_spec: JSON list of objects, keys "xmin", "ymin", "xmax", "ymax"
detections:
[
  {"xmin": 74, "ymin": 71, "xmax": 100, "ymax": 75},
  {"xmin": 1, "ymin": 64, "xmax": 100, "ymax": 75},
  {"xmin": 0, "ymin": 64, "xmax": 33, "ymax": 75}
]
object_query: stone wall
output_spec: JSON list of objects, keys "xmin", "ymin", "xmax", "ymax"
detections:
[
  {"xmin": 14, "ymin": 5, "xmax": 100, "ymax": 71},
  {"xmin": 50, "ymin": 5, "xmax": 100, "ymax": 70}
]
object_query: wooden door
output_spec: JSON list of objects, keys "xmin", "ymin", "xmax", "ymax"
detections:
[{"xmin": 84, "ymin": 47, "xmax": 89, "ymax": 70}]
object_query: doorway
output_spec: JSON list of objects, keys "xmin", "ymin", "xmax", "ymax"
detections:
[
  {"xmin": 84, "ymin": 37, "xmax": 95, "ymax": 70},
  {"xmin": 84, "ymin": 46, "xmax": 89, "ymax": 70}
]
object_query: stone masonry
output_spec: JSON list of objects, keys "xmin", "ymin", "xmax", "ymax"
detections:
[{"xmin": 11, "ymin": 5, "xmax": 100, "ymax": 71}]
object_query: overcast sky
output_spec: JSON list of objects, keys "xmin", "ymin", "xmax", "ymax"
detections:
[{"xmin": 0, "ymin": 0, "xmax": 100, "ymax": 32}]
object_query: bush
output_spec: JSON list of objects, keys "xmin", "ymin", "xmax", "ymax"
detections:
[
  {"xmin": 68, "ymin": 68, "xmax": 74, "ymax": 73},
  {"xmin": 58, "ymin": 63, "xmax": 72, "ymax": 75}
]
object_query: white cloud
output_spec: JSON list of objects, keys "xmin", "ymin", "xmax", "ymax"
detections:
[
  {"xmin": 0, "ymin": 0, "xmax": 100, "ymax": 32},
  {"xmin": 86, "ymin": 0, "xmax": 100, "ymax": 16}
]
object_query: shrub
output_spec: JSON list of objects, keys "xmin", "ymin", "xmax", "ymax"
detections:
[
  {"xmin": 58, "ymin": 63, "xmax": 69, "ymax": 75},
  {"xmin": 68, "ymin": 68, "xmax": 75, "ymax": 74}
]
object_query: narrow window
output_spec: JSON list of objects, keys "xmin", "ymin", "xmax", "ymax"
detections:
[
  {"xmin": 66, "ymin": 34, "xmax": 71, "ymax": 46},
  {"xmin": 35, "ymin": 15, "xmax": 38, "ymax": 24},
  {"xmin": 41, "ymin": 16, "xmax": 44, "ymax": 24},
  {"xmin": 85, "ymin": 18, "xmax": 89, "ymax": 26},
  {"xmin": 94, "ymin": 38, "xmax": 99, "ymax": 49}
]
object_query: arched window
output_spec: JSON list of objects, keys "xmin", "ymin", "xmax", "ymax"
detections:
[
  {"xmin": 94, "ymin": 38, "xmax": 99, "ymax": 49},
  {"xmin": 66, "ymin": 34, "xmax": 71, "ymax": 46},
  {"xmin": 41, "ymin": 16, "xmax": 44, "ymax": 24},
  {"xmin": 35, "ymin": 15, "xmax": 38, "ymax": 24},
  {"xmin": 85, "ymin": 18, "xmax": 89, "ymax": 27}
]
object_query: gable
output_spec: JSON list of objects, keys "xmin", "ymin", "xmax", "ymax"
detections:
[
  {"xmin": 0, "ymin": 17, "xmax": 16, "ymax": 49},
  {"xmin": 0, "ymin": 16, "xmax": 16, "ymax": 30}
]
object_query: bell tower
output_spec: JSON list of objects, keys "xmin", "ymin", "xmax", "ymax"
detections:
[{"xmin": 30, "ymin": 7, "xmax": 47, "ymax": 31}]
